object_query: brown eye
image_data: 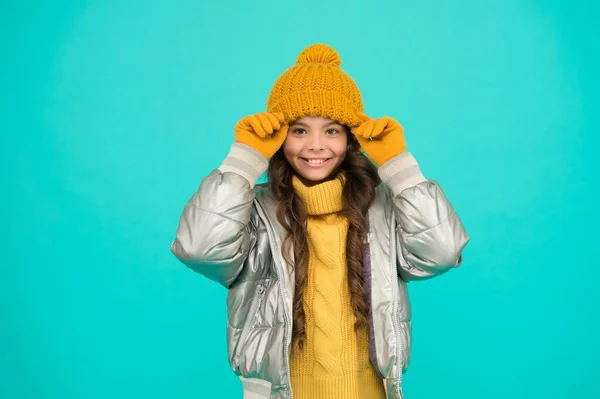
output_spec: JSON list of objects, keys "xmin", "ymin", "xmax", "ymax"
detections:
[{"xmin": 292, "ymin": 128, "xmax": 306, "ymax": 135}]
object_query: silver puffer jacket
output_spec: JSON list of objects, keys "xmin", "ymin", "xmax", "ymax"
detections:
[{"xmin": 170, "ymin": 148, "xmax": 469, "ymax": 399}]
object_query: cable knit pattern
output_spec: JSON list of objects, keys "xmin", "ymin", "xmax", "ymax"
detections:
[
  {"xmin": 267, "ymin": 44, "xmax": 364, "ymax": 128},
  {"xmin": 289, "ymin": 174, "xmax": 385, "ymax": 398}
]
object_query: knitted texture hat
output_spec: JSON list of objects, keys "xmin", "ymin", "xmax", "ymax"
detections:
[{"xmin": 266, "ymin": 43, "xmax": 363, "ymax": 127}]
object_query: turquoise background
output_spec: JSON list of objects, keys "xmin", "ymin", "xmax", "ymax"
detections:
[{"xmin": 2, "ymin": 0, "xmax": 598, "ymax": 398}]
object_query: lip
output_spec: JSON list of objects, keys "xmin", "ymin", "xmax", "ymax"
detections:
[{"xmin": 300, "ymin": 158, "xmax": 331, "ymax": 168}]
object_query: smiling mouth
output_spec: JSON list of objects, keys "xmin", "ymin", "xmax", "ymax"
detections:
[{"xmin": 301, "ymin": 158, "xmax": 332, "ymax": 167}]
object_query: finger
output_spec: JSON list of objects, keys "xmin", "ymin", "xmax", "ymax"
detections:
[
  {"xmin": 371, "ymin": 118, "xmax": 388, "ymax": 138},
  {"xmin": 382, "ymin": 118, "xmax": 402, "ymax": 136},
  {"xmin": 383, "ymin": 123, "xmax": 401, "ymax": 137},
  {"xmin": 234, "ymin": 119, "xmax": 247, "ymax": 133},
  {"xmin": 256, "ymin": 113, "xmax": 276, "ymax": 135},
  {"xmin": 272, "ymin": 112, "xmax": 285, "ymax": 123},
  {"xmin": 357, "ymin": 112, "xmax": 371, "ymax": 123},
  {"xmin": 264, "ymin": 113, "xmax": 281, "ymax": 132},
  {"xmin": 361, "ymin": 121, "xmax": 377, "ymax": 138},
  {"xmin": 248, "ymin": 115, "xmax": 267, "ymax": 137},
  {"xmin": 352, "ymin": 123, "xmax": 367, "ymax": 138},
  {"xmin": 275, "ymin": 124, "xmax": 289, "ymax": 138}
]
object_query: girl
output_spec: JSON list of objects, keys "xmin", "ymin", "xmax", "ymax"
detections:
[{"xmin": 170, "ymin": 43, "xmax": 469, "ymax": 399}]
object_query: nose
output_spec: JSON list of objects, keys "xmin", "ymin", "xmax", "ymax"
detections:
[{"xmin": 307, "ymin": 132, "xmax": 324, "ymax": 151}]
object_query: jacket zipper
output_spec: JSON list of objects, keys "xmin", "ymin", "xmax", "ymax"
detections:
[
  {"xmin": 234, "ymin": 282, "xmax": 267, "ymax": 363},
  {"xmin": 271, "ymin": 242, "xmax": 293, "ymax": 399},
  {"xmin": 255, "ymin": 203, "xmax": 294, "ymax": 399}
]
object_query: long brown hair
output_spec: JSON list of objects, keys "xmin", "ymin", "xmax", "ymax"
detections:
[{"xmin": 267, "ymin": 131, "xmax": 380, "ymax": 350}]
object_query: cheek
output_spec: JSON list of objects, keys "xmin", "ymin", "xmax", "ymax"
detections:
[
  {"xmin": 283, "ymin": 135, "xmax": 304, "ymax": 153},
  {"xmin": 282, "ymin": 139, "xmax": 296, "ymax": 162},
  {"xmin": 335, "ymin": 137, "xmax": 348, "ymax": 157}
]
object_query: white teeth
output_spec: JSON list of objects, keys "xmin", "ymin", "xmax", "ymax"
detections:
[{"xmin": 306, "ymin": 159, "xmax": 326, "ymax": 164}]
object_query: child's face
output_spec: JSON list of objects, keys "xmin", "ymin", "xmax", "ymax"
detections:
[{"xmin": 283, "ymin": 116, "xmax": 348, "ymax": 186}]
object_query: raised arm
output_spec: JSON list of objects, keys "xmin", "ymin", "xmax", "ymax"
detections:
[
  {"xmin": 352, "ymin": 114, "xmax": 469, "ymax": 281},
  {"xmin": 170, "ymin": 112, "xmax": 288, "ymax": 287}
]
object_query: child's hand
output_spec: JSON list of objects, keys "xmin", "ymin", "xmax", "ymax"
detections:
[
  {"xmin": 351, "ymin": 113, "xmax": 407, "ymax": 166},
  {"xmin": 234, "ymin": 112, "xmax": 289, "ymax": 160}
]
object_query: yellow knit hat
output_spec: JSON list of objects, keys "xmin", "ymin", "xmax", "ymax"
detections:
[{"xmin": 266, "ymin": 43, "xmax": 364, "ymax": 127}]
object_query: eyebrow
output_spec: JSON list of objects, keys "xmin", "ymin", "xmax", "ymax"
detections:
[{"xmin": 291, "ymin": 121, "xmax": 342, "ymax": 127}]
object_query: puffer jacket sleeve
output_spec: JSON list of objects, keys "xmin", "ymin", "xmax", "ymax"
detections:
[
  {"xmin": 378, "ymin": 152, "xmax": 470, "ymax": 281},
  {"xmin": 170, "ymin": 143, "xmax": 268, "ymax": 288}
]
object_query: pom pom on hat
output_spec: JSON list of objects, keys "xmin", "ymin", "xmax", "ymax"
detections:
[{"xmin": 296, "ymin": 43, "xmax": 342, "ymax": 66}]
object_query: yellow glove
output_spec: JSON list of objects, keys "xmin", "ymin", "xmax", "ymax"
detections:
[
  {"xmin": 351, "ymin": 114, "xmax": 407, "ymax": 166},
  {"xmin": 234, "ymin": 112, "xmax": 288, "ymax": 160}
]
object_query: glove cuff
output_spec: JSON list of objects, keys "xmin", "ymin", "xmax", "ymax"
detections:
[
  {"xmin": 219, "ymin": 143, "xmax": 268, "ymax": 188},
  {"xmin": 378, "ymin": 151, "xmax": 427, "ymax": 195}
]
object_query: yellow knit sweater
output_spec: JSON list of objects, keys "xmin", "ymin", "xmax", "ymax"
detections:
[{"xmin": 289, "ymin": 174, "xmax": 386, "ymax": 399}]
